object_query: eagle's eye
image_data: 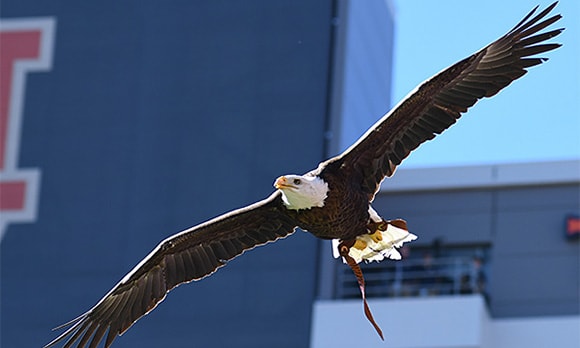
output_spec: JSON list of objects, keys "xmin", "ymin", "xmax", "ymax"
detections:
[{"xmin": 293, "ymin": 178, "xmax": 302, "ymax": 185}]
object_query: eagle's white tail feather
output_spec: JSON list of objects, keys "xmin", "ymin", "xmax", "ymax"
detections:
[{"xmin": 332, "ymin": 224, "xmax": 417, "ymax": 264}]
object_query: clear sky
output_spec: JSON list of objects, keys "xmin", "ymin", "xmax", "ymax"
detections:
[{"xmin": 390, "ymin": 0, "xmax": 579, "ymax": 169}]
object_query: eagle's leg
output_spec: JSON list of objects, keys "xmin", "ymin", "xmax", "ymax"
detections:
[{"xmin": 367, "ymin": 218, "xmax": 409, "ymax": 240}]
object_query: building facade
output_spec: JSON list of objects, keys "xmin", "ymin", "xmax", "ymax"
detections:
[
  {"xmin": 313, "ymin": 160, "xmax": 580, "ymax": 347},
  {"xmin": 0, "ymin": 1, "xmax": 345, "ymax": 347},
  {"xmin": 3, "ymin": 1, "xmax": 578, "ymax": 348}
]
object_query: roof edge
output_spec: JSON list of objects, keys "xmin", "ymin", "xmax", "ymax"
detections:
[{"xmin": 381, "ymin": 160, "xmax": 580, "ymax": 192}]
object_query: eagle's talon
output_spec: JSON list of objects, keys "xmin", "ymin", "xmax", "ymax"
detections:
[
  {"xmin": 369, "ymin": 230, "xmax": 383, "ymax": 243},
  {"xmin": 353, "ymin": 239, "xmax": 367, "ymax": 250}
]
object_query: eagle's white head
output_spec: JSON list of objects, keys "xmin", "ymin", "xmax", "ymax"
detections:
[{"xmin": 274, "ymin": 174, "xmax": 329, "ymax": 210}]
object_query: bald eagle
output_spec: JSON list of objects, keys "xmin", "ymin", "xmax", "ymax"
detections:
[{"xmin": 46, "ymin": 3, "xmax": 562, "ymax": 347}]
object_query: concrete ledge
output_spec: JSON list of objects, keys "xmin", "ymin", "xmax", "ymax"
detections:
[
  {"xmin": 311, "ymin": 296, "xmax": 580, "ymax": 348},
  {"xmin": 381, "ymin": 160, "xmax": 580, "ymax": 192},
  {"xmin": 311, "ymin": 295, "xmax": 488, "ymax": 348}
]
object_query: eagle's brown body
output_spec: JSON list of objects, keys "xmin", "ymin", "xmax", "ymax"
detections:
[{"xmin": 294, "ymin": 162, "xmax": 371, "ymax": 240}]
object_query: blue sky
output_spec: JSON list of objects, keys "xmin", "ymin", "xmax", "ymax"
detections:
[{"xmin": 391, "ymin": 0, "xmax": 579, "ymax": 168}]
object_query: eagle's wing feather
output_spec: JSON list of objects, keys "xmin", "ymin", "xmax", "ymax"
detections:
[
  {"xmin": 45, "ymin": 192, "xmax": 296, "ymax": 348},
  {"xmin": 332, "ymin": 2, "xmax": 562, "ymax": 198}
]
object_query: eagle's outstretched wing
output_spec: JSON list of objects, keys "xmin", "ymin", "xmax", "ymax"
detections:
[
  {"xmin": 45, "ymin": 192, "xmax": 297, "ymax": 348},
  {"xmin": 333, "ymin": 2, "xmax": 563, "ymax": 198}
]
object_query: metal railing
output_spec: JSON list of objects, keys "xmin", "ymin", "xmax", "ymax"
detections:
[{"xmin": 335, "ymin": 256, "xmax": 486, "ymax": 299}]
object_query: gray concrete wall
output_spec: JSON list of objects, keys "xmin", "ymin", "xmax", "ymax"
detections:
[{"xmin": 370, "ymin": 164, "xmax": 580, "ymax": 318}]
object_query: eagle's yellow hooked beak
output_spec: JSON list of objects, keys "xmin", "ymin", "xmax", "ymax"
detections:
[{"xmin": 274, "ymin": 176, "xmax": 289, "ymax": 189}]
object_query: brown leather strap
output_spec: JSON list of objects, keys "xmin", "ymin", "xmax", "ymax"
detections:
[{"xmin": 339, "ymin": 242, "xmax": 384, "ymax": 340}]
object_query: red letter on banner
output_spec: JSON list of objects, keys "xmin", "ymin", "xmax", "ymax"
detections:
[{"xmin": 0, "ymin": 18, "xmax": 55, "ymax": 240}]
